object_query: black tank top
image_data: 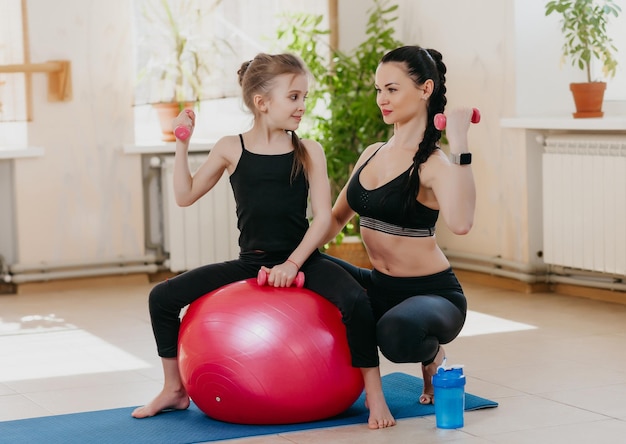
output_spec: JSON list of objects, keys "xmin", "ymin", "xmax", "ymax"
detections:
[
  {"xmin": 229, "ymin": 134, "xmax": 309, "ymax": 252},
  {"xmin": 346, "ymin": 146, "xmax": 439, "ymax": 237}
]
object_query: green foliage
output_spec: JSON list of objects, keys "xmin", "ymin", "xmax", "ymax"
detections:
[
  {"xmin": 277, "ymin": 0, "xmax": 404, "ymax": 202},
  {"xmin": 545, "ymin": 0, "xmax": 621, "ymax": 82}
]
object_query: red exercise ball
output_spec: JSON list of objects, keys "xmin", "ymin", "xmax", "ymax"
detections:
[{"xmin": 178, "ymin": 278, "xmax": 364, "ymax": 424}]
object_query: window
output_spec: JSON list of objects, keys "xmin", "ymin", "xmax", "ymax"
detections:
[
  {"xmin": 131, "ymin": 0, "xmax": 327, "ymax": 142},
  {"xmin": 132, "ymin": 0, "xmax": 327, "ymax": 105}
]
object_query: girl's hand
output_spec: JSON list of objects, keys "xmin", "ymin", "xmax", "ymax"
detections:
[
  {"xmin": 259, "ymin": 261, "xmax": 298, "ymax": 287},
  {"xmin": 173, "ymin": 109, "xmax": 195, "ymax": 142}
]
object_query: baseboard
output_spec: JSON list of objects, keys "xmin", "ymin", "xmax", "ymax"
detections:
[
  {"xmin": 549, "ymin": 283, "xmax": 626, "ymax": 305},
  {"xmin": 15, "ymin": 273, "xmax": 151, "ymax": 295},
  {"xmin": 5, "ymin": 268, "xmax": 624, "ymax": 306},
  {"xmin": 0, "ymin": 281, "xmax": 17, "ymax": 295},
  {"xmin": 454, "ymin": 269, "xmax": 550, "ymax": 294},
  {"xmin": 148, "ymin": 270, "xmax": 178, "ymax": 283},
  {"xmin": 455, "ymin": 269, "xmax": 626, "ymax": 305}
]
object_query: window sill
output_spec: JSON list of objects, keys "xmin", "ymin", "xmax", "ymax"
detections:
[
  {"xmin": 501, "ymin": 115, "xmax": 626, "ymax": 131},
  {"xmin": 0, "ymin": 146, "xmax": 45, "ymax": 160}
]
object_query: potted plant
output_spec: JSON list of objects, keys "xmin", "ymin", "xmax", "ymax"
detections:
[
  {"xmin": 135, "ymin": 0, "xmax": 226, "ymax": 141},
  {"xmin": 545, "ymin": 0, "xmax": 621, "ymax": 118},
  {"xmin": 277, "ymin": 0, "xmax": 403, "ymax": 264},
  {"xmin": 277, "ymin": 0, "xmax": 404, "ymax": 265}
]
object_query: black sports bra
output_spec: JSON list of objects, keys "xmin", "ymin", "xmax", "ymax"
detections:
[{"xmin": 346, "ymin": 147, "xmax": 439, "ymax": 237}]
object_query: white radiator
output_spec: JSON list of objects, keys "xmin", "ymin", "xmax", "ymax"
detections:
[
  {"xmin": 542, "ymin": 134, "xmax": 626, "ymax": 275},
  {"xmin": 162, "ymin": 155, "xmax": 239, "ymax": 272}
]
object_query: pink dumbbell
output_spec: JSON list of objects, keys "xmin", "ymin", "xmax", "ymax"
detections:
[
  {"xmin": 174, "ymin": 125, "xmax": 191, "ymax": 141},
  {"xmin": 174, "ymin": 109, "xmax": 194, "ymax": 141},
  {"xmin": 257, "ymin": 269, "xmax": 305, "ymax": 288},
  {"xmin": 434, "ymin": 108, "xmax": 481, "ymax": 130}
]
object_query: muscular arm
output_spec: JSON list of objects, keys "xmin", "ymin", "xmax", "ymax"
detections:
[{"xmin": 421, "ymin": 108, "xmax": 476, "ymax": 235}]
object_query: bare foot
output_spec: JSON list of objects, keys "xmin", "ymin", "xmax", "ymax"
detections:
[
  {"xmin": 364, "ymin": 393, "xmax": 396, "ymax": 429},
  {"xmin": 131, "ymin": 388, "xmax": 190, "ymax": 418},
  {"xmin": 419, "ymin": 346, "xmax": 446, "ymax": 405}
]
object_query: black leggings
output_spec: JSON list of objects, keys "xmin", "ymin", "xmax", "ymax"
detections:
[
  {"xmin": 322, "ymin": 253, "xmax": 467, "ymax": 365},
  {"xmin": 148, "ymin": 250, "xmax": 379, "ymax": 368}
]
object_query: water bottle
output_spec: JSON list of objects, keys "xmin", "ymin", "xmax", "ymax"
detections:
[{"xmin": 432, "ymin": 364, "xmax": 466, "ymax": 429}]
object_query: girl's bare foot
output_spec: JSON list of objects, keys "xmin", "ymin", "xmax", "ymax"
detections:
[
  {"xmin": 364, "ymin": 393, "xmax": 396, "ymax": 429},
  {"xmin": 131, "ymin": 388, "xmax": 190, "ymax": 418},
  {"xmin": 361, "ymin": 367, "xmax": 396, "ymax": 429},
  {"xmin": 419, "ymin": 346, "xmax": 446, "ymax": 405}
]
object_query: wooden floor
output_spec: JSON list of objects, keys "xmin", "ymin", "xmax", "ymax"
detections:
[{"xmin": 1, "ymin": 272, "xmax": 626, "ymax": 443}]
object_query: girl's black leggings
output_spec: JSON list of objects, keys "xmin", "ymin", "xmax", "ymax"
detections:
[
  {"xmin": 322, "ymin": 253, "xmax": 467, "ymax": 365},
  {"xmin": 148, "ymin": 250, "xmax": 379, "ymax": 368}
]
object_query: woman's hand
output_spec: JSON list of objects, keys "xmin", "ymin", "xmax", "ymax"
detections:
[{"xmin": 443, "ymin": 107, "xmax": 474, "ymax": 153}]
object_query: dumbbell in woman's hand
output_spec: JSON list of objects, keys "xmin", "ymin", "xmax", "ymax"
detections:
[
  {"xmin": 174, "ymin": 109, "xmax": 194, "ymax": 141},
  {"xmin": 257, "ymin": 268, "xmax": 305, "ymax": 288},
  {"xmin": 434, "ymin": 108, "xmax": 481, "ymax": 131}
]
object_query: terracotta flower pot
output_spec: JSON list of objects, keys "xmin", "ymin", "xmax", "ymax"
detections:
[
  {"xmin": 152, "ymin": 102, "xmax": 195, "ymax": 142},
  {"xmin": 569, "ymin": 82, "xmax": 606, "ymax": 118}
]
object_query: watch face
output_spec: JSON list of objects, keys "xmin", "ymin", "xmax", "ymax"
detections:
[
  {"xmin": 451, "ymin": 153, "xmax": 472, "ymax": 164},
  {"xmin": 459, "ymin": 153, "xmax": 472, "ymax": 165}
]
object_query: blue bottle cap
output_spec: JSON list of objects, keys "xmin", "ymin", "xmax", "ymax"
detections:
[{"xmin": 432, "ymin": 365, "xmax": 466, "ymax": 388}]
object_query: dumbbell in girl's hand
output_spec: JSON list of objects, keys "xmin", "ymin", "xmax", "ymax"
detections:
[
  {"xmin": 174, "ymin": 109, "xmax": 195, "ymax": 141},
  {"xmin": 257, "ymin": 268, "xmax": 305, "ymax": 288},
  {"xmin": 174, "ymin": 125, "xmax": 191, "ymax": 141},
  {"xmin": 434, "ymin": 108, "xmax": 481, "ymax": 131}
]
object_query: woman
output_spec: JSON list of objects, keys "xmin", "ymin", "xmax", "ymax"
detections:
[
  {"xmin": 132, "ymin": 53, "xmax": 394, "ymax": 429},
  {"xmin": 326, "ymin": 45, "xmax": 476, "ymax": 405}
]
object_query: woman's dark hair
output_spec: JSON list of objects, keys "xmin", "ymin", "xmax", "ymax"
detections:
[
  {"xmin": 380, "ymin": 45, "xmax": 447, "ymax": 210},
  {"xmin": 237, "ymin": 53, "xmax": 310, "ymax": 181}
]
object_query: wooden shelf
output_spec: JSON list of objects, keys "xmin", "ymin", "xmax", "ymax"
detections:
[{"xmin": 0, "ymin": 60, "xmax": 72, "ymax": 102}]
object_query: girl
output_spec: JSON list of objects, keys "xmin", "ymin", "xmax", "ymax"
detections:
[{"xmin": 132, "ymin": 53, "xmax": 395, "ymax": 429}]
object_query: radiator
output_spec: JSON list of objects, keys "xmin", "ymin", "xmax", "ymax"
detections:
[
  {"xmin": 542, "ymin": 134, "xmax": 626, "ymax": 275},
  {"xmin": 162, "ymin": 155, "xmax": 239, "ymax": 272}
]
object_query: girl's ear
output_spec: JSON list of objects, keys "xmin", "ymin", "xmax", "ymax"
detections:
[{"xmin": 253, "ymin": 94, "xmax": 267, "ymax": 112}]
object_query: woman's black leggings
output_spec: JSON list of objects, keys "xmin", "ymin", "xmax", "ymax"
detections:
[
  {"xmin": 322, "ymin": 253, "xmax": 467, "ymax": 365},
  {"xmin": 148, "ymin": 250, "xmax": 379, "ymax": 368}
]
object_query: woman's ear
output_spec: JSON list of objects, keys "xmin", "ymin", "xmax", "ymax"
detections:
[{"xmin": 422, "ymin": 79, "xmax": 435, "ymax": 99}]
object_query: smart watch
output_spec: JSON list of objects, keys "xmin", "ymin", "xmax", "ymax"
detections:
[{"xmin": 449, "ymin": 152, "xmax": 472, "ymax": 165}]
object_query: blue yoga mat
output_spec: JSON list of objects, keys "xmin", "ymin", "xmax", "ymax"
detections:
[{"xmin": 0, "ymin": 372, "xmax": 497, "ymax": 444}]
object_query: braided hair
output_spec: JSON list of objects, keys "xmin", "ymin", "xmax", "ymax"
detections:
[{"xmin": 379, "ymin": 46, "xmax": 447, "ymax": 212}]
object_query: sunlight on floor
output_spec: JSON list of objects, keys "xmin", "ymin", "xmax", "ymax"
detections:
[
  {"xmin": 0, "ymin": 309, "xmax": 535, "ymax": 383},
  {"xmin": 460, "ymin": 310, "xmax": 537, "ymax": 337},
  {"xmin": 0, "ymin": 315, "xmax": 151, "ymax": 382}
]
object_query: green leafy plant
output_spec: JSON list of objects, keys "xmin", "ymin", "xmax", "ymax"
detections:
[
  {"xmin": 545, "ymin": 0, "xmax": 621, "ymax": 82},
  {"xmin": 277, "ymin": 0, "xmax": 404, "ymax": 205},
  {"xmin": 135, "ymin": 0, "xmax": 227, "ymax": 105}
]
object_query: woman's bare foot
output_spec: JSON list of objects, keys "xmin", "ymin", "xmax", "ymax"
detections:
[
  {"xmin": 419, "ymin": 346, "xmax": 446, "ymax": 405},
  {"xmin": 131, "ymin": 388, "xmax": 190, "ymax": 418}
]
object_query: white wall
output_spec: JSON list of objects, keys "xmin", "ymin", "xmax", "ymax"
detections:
[
  {"xmin": 6, "ymin": 0, "xmax": 623, "ymax": 271},
  {"xmin": 336, "ymin": 0, "xmax": 626, "ymax": 266},
  {"xmin": 12, "ymin": 0, "xmax": 144, "ymax": 265}
]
